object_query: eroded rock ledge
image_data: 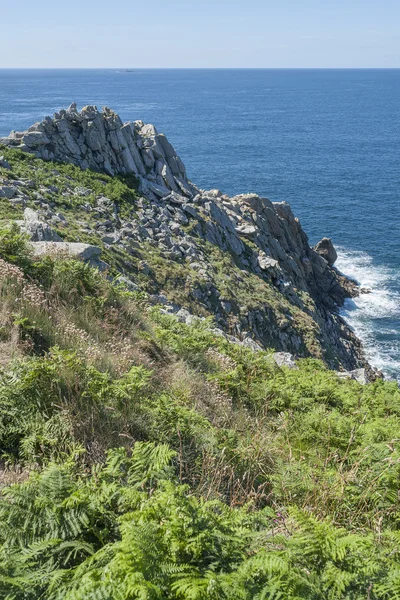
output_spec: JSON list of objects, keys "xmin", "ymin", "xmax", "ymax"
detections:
[{"xmin": 0, "ymin": 105, "xmax": 373, "ymax": 376}]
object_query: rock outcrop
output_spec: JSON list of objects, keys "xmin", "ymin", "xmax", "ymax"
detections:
[
  {"xmin": 124, "ymin": 188, "xmax": 366, "ymax": 372},
  {"xmin": 0, "ymin": 105, "xmax": 374, "ymax": 376},
  {"xmin": 0, "ymin": 104, "xmax": 198, "ymax": 200},
  {"xmin": 22, "ymin": 208, "xmax": 62, "ymax": 242},
  {"xmin": 314, "ymin": 237, "xmax": 338, "ymax": 267},
  {"xmin": 336, "ymin": 368, "xmax": 368, "ymax": 385},
  {"xmin": 30, "ymin": 241, "xmax": 108, "ymax": 271}
]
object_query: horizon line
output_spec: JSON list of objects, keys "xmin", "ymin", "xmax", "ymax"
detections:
[{"xmin": 0, "ymin": 67, "xmax": 400, "ymax": 70}]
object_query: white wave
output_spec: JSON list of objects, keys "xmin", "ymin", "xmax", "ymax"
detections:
[{"xmin": 335, "ymin": 248, "xmax": 400, "ymax": 380}]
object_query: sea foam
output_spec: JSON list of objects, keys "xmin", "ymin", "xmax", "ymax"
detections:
[{"xmin": 336, "ymin": 249, "xmax": 400, "ymax": 380}]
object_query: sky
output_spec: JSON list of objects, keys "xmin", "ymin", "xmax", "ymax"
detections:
[{"xmin": 1, "ymin": 0, "xmax": 400, "ymax": 68}]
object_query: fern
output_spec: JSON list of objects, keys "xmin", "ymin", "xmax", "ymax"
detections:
[{"xmin": 1, "ymin": 243, "xmax": 400, "ymax": 597}]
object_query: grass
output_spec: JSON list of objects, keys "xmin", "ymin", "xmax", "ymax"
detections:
[{"xmin": 0, "ymin": 218, "xmax": 400, "ymax": 596}]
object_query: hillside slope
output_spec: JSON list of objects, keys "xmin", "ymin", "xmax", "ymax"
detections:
[
  {"xmin": 0, "ymin": 220, "xmax": 400, "ymax": 598},
  {"xmin": 0, "ymin": 105, "xmax": 370, "ymax": 375},
  {"xmin": 0, "ymin": 107, "xmax": 398, "ymax": 599}
]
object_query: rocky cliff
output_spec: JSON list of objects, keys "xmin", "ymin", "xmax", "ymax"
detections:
[
  {"xmin": 0, "ymin": 103, "xmax": 197, "ymax": 200},
  {"xmin": 0, "ymin": 105, "xmax": 371, "ymax": 376}
]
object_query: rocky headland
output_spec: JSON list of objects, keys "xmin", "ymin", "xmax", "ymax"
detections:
[{"xmin": 0, "ymin": 104, "xmax": 373, "ymax": 378}]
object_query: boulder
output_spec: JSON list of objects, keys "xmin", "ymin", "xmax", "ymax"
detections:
[
  {"xmin": 22, "ymin": 131, "xmax": 50, "ymax": 148},
  {"xmin": 0, "ymin": 156, "xmax": 11, "ymax": 169},
  {"xmin": 182, "ymin": 204, "xmax": 198, "ymax": 219},
  {"xmin": 102, "ymin": 232, "xmax": 120, "ymax": 245},
  {"xmin": 23, "ymin": 208, "xmax": 62, "ymax": 242},
  {"xmin": 258, "ymin": 254, "xmax": 279, "ymax": 271},
  {"xmin": 242, "ymin": 337, "xmax": 263, "ymax": 352},
  {"xmin": 235, "ymin": 224, "xmax": 257, "ymax": 238},
  {"xmin": 336, "ymin": 368, "xmax": 368, "ymax": 385},
  {"xmin": 30, "ymin": 241, "xmax": 108, "ymax": 271},
  {"xmin": 165, "ymin": 191, "xmax": 187, "ymax": 205},
  {"xmin": 314, "ymin": 237, "xmax": 337, "ymax": 266},
  {"xmin": 272, "ymin": 352, "xmax": 298, "ymax": 369},
  {"xmin": 30, "ymin": 241, "xmax": 102, "ymax": 262},
  {"xmin": 0, "ymin": 185, "xmax": 17, "ymax": 199}
]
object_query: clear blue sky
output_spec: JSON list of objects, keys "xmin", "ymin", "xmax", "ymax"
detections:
[{"xmin": 2, "ymin": 0, "xmax": 400, "ymax": 68}]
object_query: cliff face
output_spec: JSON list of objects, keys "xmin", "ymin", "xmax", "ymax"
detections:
[{"xmin": 0, "ymin": 105, "xmax": 369, "ymax": 374}]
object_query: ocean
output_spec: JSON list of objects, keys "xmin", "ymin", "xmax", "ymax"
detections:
[{"xmin": 0, "ymin": 69, "xmax": 399, "ymax": 378}]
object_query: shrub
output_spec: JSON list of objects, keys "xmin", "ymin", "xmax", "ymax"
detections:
[
  {"xmin": 1, "ymin": 444, "xmax": 399, "ymax": 600},
  {"xmin": 0, "ymin": 223, "xmax": 31, "ymax": 270}
]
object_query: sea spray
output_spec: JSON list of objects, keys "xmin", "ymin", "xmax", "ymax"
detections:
[{"xmin": 336, "ymin": 248, "xmax": 400, "ymax": 381}]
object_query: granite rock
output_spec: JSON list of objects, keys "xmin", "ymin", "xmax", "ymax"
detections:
[
  {"xmin": 314, "ymin": 237, "xmax": 338, "ymax": 267},
  {"xmin": 23, "ymin": 208, "xmax": 63, "ymax": 242},
  {"xmin": 0, "ymin": 104, "xmax": 197, "ymax": 199}
]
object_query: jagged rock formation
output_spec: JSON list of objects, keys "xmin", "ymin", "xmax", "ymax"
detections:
[
  {"xmin": 0, "ymin": 104, "xmax": 197, "ymax": 200},
  {"xmin": 314, "ymin": 237, "xmax": 338, "ymax": 267},
  {"xmin": 0, "ymin": 105, "xmax": 373, "ymax": 375}
]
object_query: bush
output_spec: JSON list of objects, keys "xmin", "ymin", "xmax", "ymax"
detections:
[
  {"xmin": 0, "ymin": 223, "xmax": 31, "ymax": 270},
  {"xmin": 0, "ymin": 349, "xmax": 152, "ymax": 464}
]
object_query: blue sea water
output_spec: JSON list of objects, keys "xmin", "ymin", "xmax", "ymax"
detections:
[{"xmin": 0, "ymin": 69, "xmax": 399, "ymax": 378}]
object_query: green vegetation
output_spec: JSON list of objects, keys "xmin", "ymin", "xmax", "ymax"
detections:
[
  {"xmin": 2, "ymin": 446, "xmax": 400, "ymax": 600},
  {"xmin": 0, "ymin": 220, "xmax": 400, "ymax": 599},
  {"xmin": 0, "ymin": 147, "xmax": 138, "ymax": 210},
  {"xmin": 1, "ymin": 146, "xmax": 330, "ymax": 362},
  {"xmin": 1, "ymin": 149, "xmax": 400, "ymax": 598}
]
